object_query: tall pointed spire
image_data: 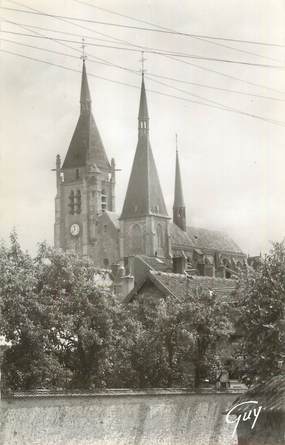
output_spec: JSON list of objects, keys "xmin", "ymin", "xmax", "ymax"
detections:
[
  {"xmin": 120, "ymin": 73, "xmax": 168, "ymax": 219},
  {"xmin": 173, "ymin": 135, "xmax": 186, "ymax": 231},
  {"xmin": 62, "ymin": 59, "xmax": 111, "ymax": 171},
  {"xmin": 80, "ymin": 60, "xmax": 91, "ymax": 114},
  {"xmin": 138, "ymin": 52, "xmax": 149, "ymax": 134},
  {"xmin": 138, "ymin": 74, "xmax": 149, "ymax": 123}
]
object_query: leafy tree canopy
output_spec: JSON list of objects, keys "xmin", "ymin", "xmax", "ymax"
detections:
[{"xmin": 235, "ymin": 242, "xmax": 285, "ymax": 383}]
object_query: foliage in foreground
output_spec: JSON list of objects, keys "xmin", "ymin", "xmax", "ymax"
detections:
[
  {"xmin": 0, "ymin": 233, "xmax": 284, "ymax": 390},
  {"xmin": 235, "ymin": 242, "xmax": 285, "ymax": 384}
]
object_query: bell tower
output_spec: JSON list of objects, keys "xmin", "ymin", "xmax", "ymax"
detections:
[{"xmin": 54, "ymin": 57, "xmax": 115, "ymax": 261}]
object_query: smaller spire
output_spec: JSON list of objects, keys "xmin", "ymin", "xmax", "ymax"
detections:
[
  {"xmin": 174, "ymin": 135, "xmax": 185, "ymax": 208},
  {"xmin": 173, "ymin": 135, "xmax": 186, "ymax": 231}
]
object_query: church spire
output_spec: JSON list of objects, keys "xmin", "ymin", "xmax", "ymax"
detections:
[
  {"xmin": 62, "ymin": 58, "xmax": 111, "ymax": 171},
  {"xmin": 138, "ymin": 73, "xmax": 149, "ymax": 129},
  {"xmin": 173, "ymin": 135, "xmax": 186, "ymax": 231},
  {"xmin": 138, "ymin": 52, "xmax": 149, "ymax": 134},
  {"xmin": 120, "ymin": 73, "xmax": 168, "ymax": 219},
  {"xmin": 80, "ymin": 60, "xmax": 91, "ymax": 114}
]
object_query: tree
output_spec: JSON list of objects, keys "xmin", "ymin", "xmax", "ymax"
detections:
[
  {"xmin": 0, "ymin": 235, "xmax": 127, "ymax": 390},
  {"xmin": 235, "ymin": 242, "xmax": 285, "ymax": 383},
  {"xmin": 127, "ymin": 287, "xmax": 234, "ymax": 388},
  {"xmin": 0, "ymin": 233, "xmax": 66, "ymax": 389}
]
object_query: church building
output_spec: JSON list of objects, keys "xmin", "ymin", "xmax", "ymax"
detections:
[{"xmin": 54, "ymin": 60, "xmax": 246, "ymax": 290}]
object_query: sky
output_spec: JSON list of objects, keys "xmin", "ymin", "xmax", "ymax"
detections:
[{"xmin": 1, "ymin": 0, "xmax": 285, "ymax": 256}]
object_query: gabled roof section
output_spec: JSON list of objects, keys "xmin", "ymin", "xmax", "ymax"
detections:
[
  {"xmin": 62, "ymin": 61, "xmax": 111, "ymax": 171},
  {"xmin": 105, "ymin": 211, "xmax": 120, "ymax": 230},
  {"xmin": 187, "ymin": 226, "xmax": 243, "ymax": 253},
  {"xmin": 125, "ymin": 269, "xmax": 238, "ymax": 303},
  {"xmin": 170, "ymin": 222, "xmax": 243, "ymax": 254},
  {"xmin": 174, "ymin": 150, "xmax": 185, "ymax": 208}
]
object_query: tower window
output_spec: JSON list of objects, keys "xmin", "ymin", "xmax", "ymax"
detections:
[
  {"xmin": 156, "ymin": 223, "xmax": 163, "ymax": 248},
  {"xmin": 75, "ymin": 168, "xmax": 80, "ymax": 180},
  {"xmin": 131, "ymin": 224, "xmax": 143, "ymax": 254},
  {"xmin": 68, "ymin": 190, "xmax": 75, "ymax": 215},
  {"xmin": 101, "ymin": 188, "xmax": 107, "ymax": 212},
  {"xmin": 103, "ymin": 224, "xmax": 107, "ymax": 233},
  {"xmin": 75, "ymin": 190, "xmax": 81, "ymax": 214}
]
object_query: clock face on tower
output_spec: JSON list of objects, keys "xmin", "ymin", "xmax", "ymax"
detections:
[{"xmin": 70, "ymin": 223, "xmax": 80, "ymax": 237}]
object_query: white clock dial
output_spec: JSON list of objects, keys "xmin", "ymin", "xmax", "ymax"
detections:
[{"xmin": 70, "ymin": 223, "xmax": 80, "ymax": 236}]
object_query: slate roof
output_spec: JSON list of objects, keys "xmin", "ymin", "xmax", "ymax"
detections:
[
  {"xmin": 105, "ymin": 211, "xmax": 120, "ymax": 230},
  {"xmin": 126, "ymin": 269, "xmax": 238, "ymax": 302},
  {"xmin": 138, "ymin": 255, "xmax": 173, "ymax": 273},
  {"xmin": 62, "ymin": 61, "xmax": 111, "ymax": 171},
  {"xmin": 120, "ymin": 76, "xmax": 168, "ymax": 220},
  {"xmin": 170, "ymin": 222, "xmax": 243, "ymax": 254},
  {"xmin": 149, "ymin": 271, "xmax": 238, "ymax": 299}
]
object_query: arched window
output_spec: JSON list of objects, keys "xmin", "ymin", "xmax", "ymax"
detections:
[
  {"xmin": 75, "ymin": 168, "xmax": 80, "ymax": 180},
  {"xmin": 156, "ymin": 224, "xmax": 163, "ymax": 248},
  {"xmin": 131, "ymin": 224, "xmax": 143, "ymax": 254}
]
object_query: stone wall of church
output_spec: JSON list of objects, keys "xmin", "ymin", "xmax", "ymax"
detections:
[
  {"xmin": 95, "ymin": 214, "xmax": 120, "ymax": 268},
  {"xmin": 120, "ymin": 216, "xmax": 170, "ymax": 260}
]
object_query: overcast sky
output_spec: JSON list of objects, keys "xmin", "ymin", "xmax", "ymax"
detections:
[{"xmin": 1, "ymin": 0, "xmax": 285, "ymax": 256}]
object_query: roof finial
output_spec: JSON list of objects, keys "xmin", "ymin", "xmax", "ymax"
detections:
[
  {"xmin": 140, "ymin": 51, "xmax": 146, "ymax": 75},
  {"xmin": 81, "ymin": 37, "xmax": 87, "ymax": 62},
  {"xmin": 176, "ymin": 133, "xmax": 178, "ymax": 152}
]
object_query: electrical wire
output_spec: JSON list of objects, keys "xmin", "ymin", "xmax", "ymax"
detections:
[
  {"xmin": 1, "ymin": 48, "xmax": 285, "ymax": 128},
  {"xmin": 8, "ymin": 0, "xmax": 284, "ymax": 95},
  {"xmin": 2, "ymin": 36, "xmax": 284, "ymax": 104},
  {"xmin": 2, "ymin": 4, "xmax": 285, "ymax": 48},
  {"xmin": 73, "ymin": 0, "xmax": 284, "ymax": 64},
  {"xmin": 2, "ymin": 30, "xmax": 285, "ymax": 70}
]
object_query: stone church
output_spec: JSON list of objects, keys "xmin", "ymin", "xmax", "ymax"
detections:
[{"xmin": 54, "ymin": 60, "xmax": 246, "ymax": 294}]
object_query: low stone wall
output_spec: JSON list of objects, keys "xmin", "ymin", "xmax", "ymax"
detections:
[{"xmin": 0, "ymin": 390, "xmax": 241, "ymax": 445}]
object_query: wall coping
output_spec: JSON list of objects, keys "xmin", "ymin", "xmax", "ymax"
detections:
[{"xmin": 5, "ymin": 388, "xmax": 246, "ymax": 400}]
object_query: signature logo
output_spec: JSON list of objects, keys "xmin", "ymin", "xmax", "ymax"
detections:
[{"xmin": 226, "ymin": 400, "xmax": 263, "ymax": 437}]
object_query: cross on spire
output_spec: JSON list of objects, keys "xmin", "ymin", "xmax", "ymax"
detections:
[
  {"xmin": 81, "ymin": 37, "xmax": 87, "ymax": 61},
  {"xmin": 140, "ymin": 51, "xmax": 146, "ymax": 74}
]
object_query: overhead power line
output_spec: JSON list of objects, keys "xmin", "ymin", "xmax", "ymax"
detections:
[
  {"xmin": 7, "ymin": 0, "xmax": 284, "ymax": 95},
  {"xmin": 1, "ymin": 30, "xmax": 285, "ymax": 70},
  {"xmin": 1, "ymin": 48, "xmax": 285, "ymax": 129},
  {"xmin": 2, "ymin": 36, "xmax": 284, "ymax": 103},
  {"xmin": 3, "ymin": 19, "xmax": 127, "ymax": 45},
  {"xmin": 2, "ymin": 4, "xmax": 285, "ymax": 48},
  {"xmin": 73, "ymin": 0, "xmax": 283, "ymax": 64}
]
